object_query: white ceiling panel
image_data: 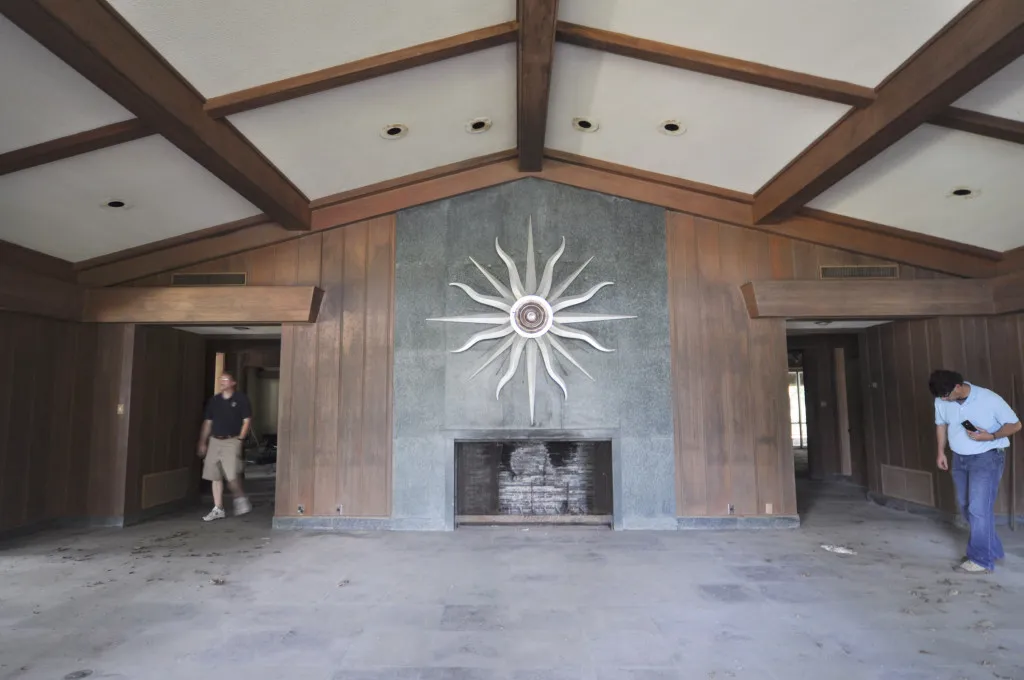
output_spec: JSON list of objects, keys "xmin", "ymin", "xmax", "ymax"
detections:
[
  {"xmin": 107, "ymin": 0, "xmax": 516, "ymax": 97},
  {"xmin": 547, "ymin": 44, "xmax": 849, "ymax": 194},
  {"xmin": 0, "ymin": 136, "xmax": 259, "ymax": 262},
  {"xmin": 0, "ymin": 17, "xmax": 133, "ymax": 154},
  {"xmin": 955, "ymin": 56, "xmax": 1024, "ymax": 123},
  {"xmin": 809, "ymin": 125, "xmax": 1024, "ymax": 252},
  {"xmin": 229, "ymin": 45, "xmax": 517, "ymax": 201},
  {"xmin": 559, "ymin": 0, "xmax": 972, "ymax": 88}
]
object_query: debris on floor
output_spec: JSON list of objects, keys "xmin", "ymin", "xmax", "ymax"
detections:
[{"xmin": 820, "ymin": 544, "xmax": 857, "ymax": 555}]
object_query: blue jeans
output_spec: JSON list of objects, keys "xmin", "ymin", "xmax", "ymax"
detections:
[{"xmin": 952, "ymin": 449, "xmax": 1006, "ymax": 570}]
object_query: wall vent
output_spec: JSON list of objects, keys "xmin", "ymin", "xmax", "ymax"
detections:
[
  {"xmin": 819, "ymin": 264, "xmax": 899, "ymax": 280},
  {"xmin": 171, "ymin": 272, "xmax": 246, "ymax": 286},
  {"xmin": 880, "ymin": 464, "xmax": 935, "ymax": 507}
]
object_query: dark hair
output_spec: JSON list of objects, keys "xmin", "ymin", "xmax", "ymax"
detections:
[{"xmin": 928, "ymin": 369, "xmax": 963, "ymax": 398}]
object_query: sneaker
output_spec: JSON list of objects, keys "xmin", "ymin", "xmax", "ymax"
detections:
[
  {"xmin": 233, "ymin": 496, "xmax": 252, "ymax": 516},
  {"xmin": 203, "ymin": 506, "xmax": 226, "ymax": 522},
  {"xmin": 955, "ymin": 559, "xmax": 990, "ymax": 574}
]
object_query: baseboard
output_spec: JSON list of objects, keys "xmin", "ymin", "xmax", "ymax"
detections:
[
  {"xmin": 676, "ymin": 515, "xmax": 801, "ymax": 530},
  {"xmin": 866, "ymin": 492, "xmax": 1024, "ymax": 528},
  {"xmin": 272, "ymin": 516, "xmax": 447, "ymax": 531},
  {"xmin": 0, "ymin": 518, "xmax": 60, "ymax": 543}
]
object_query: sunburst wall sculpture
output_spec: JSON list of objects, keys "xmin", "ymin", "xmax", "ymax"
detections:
[{"xmin": 427, "ymin": 217, "xmax": 635, "ymax": 424}]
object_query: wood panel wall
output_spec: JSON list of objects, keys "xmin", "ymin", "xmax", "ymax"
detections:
[
  {"xmin": 124, "ymin": 326, "xmax": 207, "ymax": 515},
  {"xmin": 0, "ymin": 312, "xmax": 96, "ymax": 534},
  {"xmin": 862, "ymin": 315, "xmax": 1024, "ymax": 517},
  {"xmin": 666, "ymin": 212, "xmax": 942, "ymax": 518},
  {"xmin": 86, "ymin": 324, "xmax": 135, "ymax": 519},
  {"xmin": 131, "ymin": 218, "xmax": 396, "ymax": 518}
]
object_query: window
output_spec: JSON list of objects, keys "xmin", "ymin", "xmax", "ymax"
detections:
[{"xmin": 789, "ymin": 369, "xmax": 808, "ymax": 449}]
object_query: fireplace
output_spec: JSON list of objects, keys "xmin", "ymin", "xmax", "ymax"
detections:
[{"xmin": 455, "ymin": 440, "xmax": 613, "ymax": 525}]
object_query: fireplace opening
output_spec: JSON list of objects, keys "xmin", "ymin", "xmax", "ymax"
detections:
[{"xmin": 455, "ymin": 440, "xmax": 612, "ymax": 525}]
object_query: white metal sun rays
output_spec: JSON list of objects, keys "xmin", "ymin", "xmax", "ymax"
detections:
[{"xmin": 427, "ymin": 217, "xmax": 635, "ymax": 424}]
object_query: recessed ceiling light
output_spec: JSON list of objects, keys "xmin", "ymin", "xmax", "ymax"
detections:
[
  {"xmin": 572, "ymin": 117, "xmax": 599, "ymax": 132},
  {"xmin": 466, "ymin": 117, "xmax": 492, "ymax": 134},
  {"xmin": 101, "ymin": 199, "xmax": 130, "ymax": 209},
  {"xmin": 948, "ymin": 187, "xmax": 978, "ymax": 198},
  {"xmin": 659, "ymin": 119, "xmax": 686, "ymax": 136},
  {"xmin": 380, "ymin": 123, "xmax": 408, "ymax": 140}
]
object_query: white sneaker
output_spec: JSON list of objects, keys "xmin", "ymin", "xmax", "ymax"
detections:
[
  {"xmin": 955, "ymin": 559, "xmax": 990, "ymax": 573},
  {"xmin": 234, "ymin": 497, "xmax": 252, "ymax": 516},
  {"xmin": 203, "ymin": 506, "xmax": 226, "ymax": 522}
]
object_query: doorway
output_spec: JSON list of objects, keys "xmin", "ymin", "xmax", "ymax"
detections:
[
  {"xmin": 786, "ymin": 328, "xmax": 874, "ymax": 513},
  {"xmin": 194, "ymin": 327, "xmax": 283, "ymax": 517}
]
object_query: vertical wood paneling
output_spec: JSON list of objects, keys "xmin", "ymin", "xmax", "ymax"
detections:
[
  {"xmin": 338, "ymin": 222, "xmax": 369, "ymax": 514},
  {"xmin": 667, "ymin": 214, "xmax": 708, "ymax": 516},
  {"xmin": 287, "ymin": 323, "xmax": 318, "ymax": 516},
  {"xmin": 864, "ymin": 313, "xmax": 1024, "ymax": 518},
  {"xmin": 694, "ymin": 219, "xmax": 730, "ymax": 515},
  {"xmin": 274, "ymin": 325, "xmax": 295, "ymax": 515},
  {"xmin": 313, "ymin": 229, "xmax": 344, "ymax": 516},
  {"xmin": 0, "ymin": 314, "xmax": 97, "ymax": 534},
  {"xmin": 359, "ymin": 217, "xmax": 396, "ymax": 517}
]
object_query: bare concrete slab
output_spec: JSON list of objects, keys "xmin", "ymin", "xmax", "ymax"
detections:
[{"xmin": 1, "ymin": 482, "xmax": 1023, "ymax": 680}]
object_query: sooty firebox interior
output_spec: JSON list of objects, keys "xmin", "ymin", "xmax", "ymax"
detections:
[{"xmin": 455, "ymin": 440, "xmax": 612, "ymax": 525}]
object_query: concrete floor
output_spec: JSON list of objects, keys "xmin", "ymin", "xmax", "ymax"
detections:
[{"xmin": 2, "ymin": 482, "xmax": 1023, "ymax": 680}]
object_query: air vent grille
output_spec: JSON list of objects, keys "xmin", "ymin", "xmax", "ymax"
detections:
[
  {"xmin": 819, "ymin": 265, "xmax": 899, "ymax": 280},
  {"xmin": 171, "ymin": 272, "xmax": 246, "ymax": 286}
]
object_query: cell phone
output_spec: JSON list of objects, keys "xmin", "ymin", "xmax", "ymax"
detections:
[{"xmin": 961, "ymin": 420, "xmax": 978, "ymax": 432}]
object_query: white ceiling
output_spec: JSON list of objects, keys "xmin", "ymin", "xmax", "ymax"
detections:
[
  {"xmin": 558, "ymin": 0, "xmax": 973, "ymax": 88},
  {"xmin": 229, "ymin": 45, "xmax": 517, "ymax": 200},
  {"xmin": 809, "ymin": 125, "xmax": 1024, "ymax": 252},
  {"xmin": 107, "ymin": 0, "xmax": 516, "ymax": 97},
  {"xmin": 0, "ymin": 17, "xmax": 132, "ymax": 154},
  {"xmin": 547, "ymin": 44, "xmax": 849, "ymax": 193},
  {"xmin": 955, "ymin": 56, "xmax": 1024, "ymax": 123},
  {"xmin": 0, "ymin": 136, "xmax": 259, "ymax": 261}
]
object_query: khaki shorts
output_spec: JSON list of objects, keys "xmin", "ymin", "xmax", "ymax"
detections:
[{"xmin": 203, "ymin": 437, "xmax": 243, "ymax": 481}]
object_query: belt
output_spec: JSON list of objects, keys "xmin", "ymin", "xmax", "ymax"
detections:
[{"xmin": 212, "ymin": 435, "xmax": 240, "ymax": 440}]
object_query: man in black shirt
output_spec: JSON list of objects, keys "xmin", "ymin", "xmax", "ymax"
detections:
[{"xmin": 197, "ymin": 372, "xmax": 252, "ymax": 521}]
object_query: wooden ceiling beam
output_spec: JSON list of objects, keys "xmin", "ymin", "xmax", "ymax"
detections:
[
  {"xmin": 205, "ymin": 22, "xmax": 519, "ymax": 118},
  {"xmin": 556, "ymin": 22, "xmax": 876, "ymax": 108},
  {"xmin": 741, "ymin": 279, "xmax": 994, "ymax": 319},
  {"xmin": 0, "ymin": 0, "xmax": 311, "ymax": 231},
  {"xmin": 82, "ymin": 286, "xmax": 324, "ymax": 324},
  {"xmin": 752, "ymin": 0, "xmax": 1024, "ymax": 224},
  {"xmin": 517, "ymin": 0, "xmax": 559, "ymax": 171},
  {"xmin": 931, "ymin": 107, "xmax": 1024, "ymax": 146},
  {"xmin": 0, "ymin": 119, "xmax": 151, "ymax": 177}
]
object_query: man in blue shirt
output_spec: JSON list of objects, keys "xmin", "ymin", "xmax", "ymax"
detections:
[{"xmin": 930, "ymin": 369, "xmax": 1021, "ymax": 573}]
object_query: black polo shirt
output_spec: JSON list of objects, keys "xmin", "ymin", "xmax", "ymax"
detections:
[{"xmin": 204, "ymin": 391, "xmax": 252, "ymax": 437}]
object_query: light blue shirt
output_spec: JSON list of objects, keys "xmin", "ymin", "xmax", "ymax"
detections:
[{"xmin": 934, "ymin": 383, "xmax": 1019, "ymax": 455}]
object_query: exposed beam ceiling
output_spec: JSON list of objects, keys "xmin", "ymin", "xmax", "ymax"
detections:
[
  {"xmin": 0, "ymin": 0, "xmax": 311, "ymax": 231},
  {"xmin": 930, "ymin": 107, "xmax": 1024, "ymax": 146},
  {"xmin": 752, "ymin": 0, "xmax": 1024, "ymax": 224},
  {"xmin": 204, "ymin": 22, "xmax": 519, "ymax": 119},
  {"xmin": 517, "ymin": 0, "xmax": 559, "ymax": 171},
  {"xmin": 0, "ymin": 119, "xmax": 150, "ymax": 177},
  {"xmin": 556, "ymin": 22, "xmax": 876, "ymax": 108}
]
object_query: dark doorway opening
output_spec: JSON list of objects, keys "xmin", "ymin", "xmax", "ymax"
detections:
[
  {"xmin": 787, "ymin": 331, "xmax": 872, "ymax": 515},
  {"xmin": 455, "ymin": 440, "xmax": 613, "ymax": 525},
  {"xmin": 201, "ymin": 333, "xmax": 282, "ymax": 516}
]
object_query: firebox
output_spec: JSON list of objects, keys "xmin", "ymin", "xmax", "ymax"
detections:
[{"xmin": 455, "ymin": 440, "xmax": 613, "ymax": 525}]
